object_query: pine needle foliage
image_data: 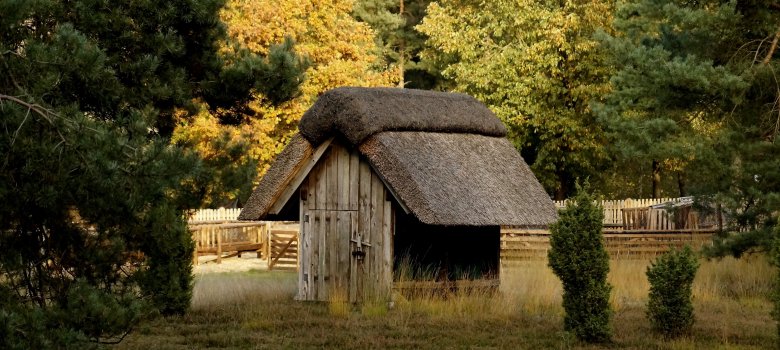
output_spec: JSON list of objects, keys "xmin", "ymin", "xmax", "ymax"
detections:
[
  {"xmin": 0, "ymin": 0, "xmax": 304, "ymax": 348},
  {"xmin": 646, "ymin": 246, "xmax": 699, "ymax": 338},
  {"xmin": 548, "ymin": 184, "xmax": 612, "ymax": 343},
  {"xmin": 773, "ymin": 225, "xmax": 780, "ymax": 342}
]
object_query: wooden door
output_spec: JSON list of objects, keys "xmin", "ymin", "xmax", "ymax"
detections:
[{"xmin": 301, "ymin": 209, "xmax": 356, "ymax": 301}]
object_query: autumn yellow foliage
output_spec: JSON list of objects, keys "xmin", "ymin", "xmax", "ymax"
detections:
[{"xmin": 174, "ymin": 0, "xmax": 397, "ymax": 206}]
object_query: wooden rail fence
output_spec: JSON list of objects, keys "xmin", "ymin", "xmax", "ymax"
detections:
[
  {"xmin": 189, "ymin": 220, "xmax": 300, "ymax": 270},
  {"xmin": 188, "ymin": 198, "xmax": 718, "ymax": 269},
  {"xmin": 190, "ymin": 221, "xmax": 267, "ymax": 265},
  {"xmin": 500, "ymin": 228, "xmax": 715, "ymax": 264}
]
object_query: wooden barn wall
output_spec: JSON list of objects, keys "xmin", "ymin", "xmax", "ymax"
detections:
[{"xmin": 297, "ymin": 141, "xmax": 394, "ymax": 302}]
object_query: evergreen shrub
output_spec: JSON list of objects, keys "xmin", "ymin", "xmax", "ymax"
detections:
[
  {"xmin": 548, "ymin": 184, "xmax": 612, "ymax": 343},
  {"xmin": 646, "ymin": 246, "xmax": 699, "ymax": 338}
]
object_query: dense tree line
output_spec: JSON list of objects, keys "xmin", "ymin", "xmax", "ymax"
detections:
[{"xmin": 2, "ymin": 0, "xmax": 779, "ymax": 346}]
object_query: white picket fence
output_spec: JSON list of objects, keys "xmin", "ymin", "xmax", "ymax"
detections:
[
  {"xmin": 188, "ymin": 208, "xmax": 242, "ymax": 222},
  {"xmin": 553, "ymin": 198, "xmax": 678, "ymax": 226}
]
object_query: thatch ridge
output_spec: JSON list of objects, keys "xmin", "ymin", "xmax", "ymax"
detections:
[
  {"xmin": 360, "ymin": 132, "xmax": 558, "ymax": 227},
  {"xmin": 299, "ymin": 87, "xmax": 507, "ymax": 146},
  {"xmin": 238, "ymin": 134, "xmax": 312, "ymax": 221}
]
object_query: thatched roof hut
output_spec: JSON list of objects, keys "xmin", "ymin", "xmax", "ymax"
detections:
[{"xmin": 240, "ymin": 87, "xmax": 557, "ymax": 302}]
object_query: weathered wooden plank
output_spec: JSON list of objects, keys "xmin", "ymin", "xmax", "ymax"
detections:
[
  {"xmin": 299, "ymin": 178, "xmax": 308, "ymax": 215},
  {"xmin": 337, "ymin": 211, "xmax": 351, "ymax": 295},
  {"xmin": 327, "ymin": 144, "xmax": 339, "ymax": 210},
  {"xmin": 501, "ymin": 236, "xmax": 552, "ymax": 242},
  {"xmin": 313, "ymin": 211, "xmax": 323, "ymax": 300},
  {"xmin": 369, "ymin": 172, "xmax": 385, "ymax": 298},
  {"xmin": 215, "ymin": 226, "xmax": 222, "ymax": 264},
  {"xmin": 298, "ymin": 197, "xmax": 307, "ymax": 299},
  {"xmin": 349, "ymin": 211, "xmax": 361, "ymax": 303},
  {"xmin": 499, "ymin": 229, "xmax": 715, "ymax": 261},
  {"xmin": 357, "ymin": 159, "xmax": 372, "ymax": 299},
  {"xmin": 381, "ymin": 194, "xmax": 393, "ymax": 299},
  {"xmin": 189, "ymin": 222, "xmax": 268, "ymax": 229},
  {"xmin": 307, "ymin": 167, "xmax": 317, "ymax": 210},
  {"xmin": 338, "ymin": 143, "xmax": 350, "ymax": 211},
  {"xmin": 315, "ymin": 158, "xmax": 327, "ymax": 210},
  {"xmin": 348, "ymin": 151, "xmax": 359, "ymax": 211},
  {"xmin": 197, "ymin": 243, "xmax": 262, "ymax": 254},
  {"xmin": 328, "ymin": 210, "xmax": 339, "ymax": 299},
  {"xmin": 499, "ymin": 228, "xmax": 550, "ymax": 235}
]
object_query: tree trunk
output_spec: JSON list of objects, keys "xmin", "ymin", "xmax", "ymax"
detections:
[
  {"xmin": 652, "ymin": 160, "xmax": 662, "ymax": 198},
  {"xmin": 555, "ymin": 184, "xmax": 567, "ymax": 201},
  {"xmin": 554, "ymin": 171, "xmax": 569, "ymax": 200},
  {"xmin": 677, "ymin": 172, "xmax": 687, "ymax": 197}
]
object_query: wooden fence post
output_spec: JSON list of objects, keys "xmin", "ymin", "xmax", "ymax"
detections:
[{"xmin": 216, "ymin": 225, "xmax": 222, "ymax": 264}]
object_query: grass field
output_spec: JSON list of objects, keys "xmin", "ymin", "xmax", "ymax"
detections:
[{"xmin": 116, "ymin": 255, "xmax": 775, "ymax": 349}]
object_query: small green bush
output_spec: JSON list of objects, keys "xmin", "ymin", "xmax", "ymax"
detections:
[
  {"xmin": 548, "ymin": 184, "xmax": 612, "ymax": 343},
  {"xmin": 646, "ymin": 246, "xmax": 699, "ymax": 338}
]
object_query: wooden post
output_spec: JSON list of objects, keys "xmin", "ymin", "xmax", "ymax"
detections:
[
  {"xmin": 266, "ymin": 222, "xmax": 272, "ymax": 263},
  {"xmin": 216, "ymin": 225, "xmax": 222, "ymax": 264},
  {"xmin": 255, "ymin": 223, "xmax": 262, "ymax": 258}
]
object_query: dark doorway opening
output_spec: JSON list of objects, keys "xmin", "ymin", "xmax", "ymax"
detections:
[{"xmin": 393, "ymin": 211, "xmax": 500, "ymax": 281}]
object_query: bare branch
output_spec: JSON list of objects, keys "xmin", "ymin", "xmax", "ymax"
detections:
[
  {"xmin": 10, "ymin": 108, "xmax": 30, "ymax": 147},
  {"xmin": 762, "ymin": 28, "xmax": 780, "ymax": 65},
  {"xmin": 0, "ymin": 94, "xmax": 56, "ymax": 124}
]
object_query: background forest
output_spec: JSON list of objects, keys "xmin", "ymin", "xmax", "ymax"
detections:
[{"xmin": 1, "ymin": 0, "xmax": 778, "ymax": 348}]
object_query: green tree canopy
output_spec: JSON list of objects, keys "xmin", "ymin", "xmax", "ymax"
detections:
[
  {"xmin": 596, "ymin": 0, "xmax": 780, "ymax": 252},
  {"xmin": 353, "ymin": 0, "xmax": 442, "ymax": 89},
  {"xmin": 417, "ymin": 0, "xmax": 614, "ymax": 199},
  {"xmin": 0, "ymin": 0, "xmax": 304, "ymax": 347}
]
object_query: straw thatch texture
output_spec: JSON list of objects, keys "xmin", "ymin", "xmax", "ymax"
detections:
[
  {"xmin": 299, "ymin": 87, "xmax": 507, "ymax": 146},
  {"xmin": 238, "ymin": 134, "xmax": 313, "ymax": 220},
  {"xmin": 360, "ymin": 132, "xmax": 558, "ymax": 227}
]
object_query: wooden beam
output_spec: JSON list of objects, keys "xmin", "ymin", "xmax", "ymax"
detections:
[{"xmin": 268, "ymin": 138, "xmax": 334, "ymax": 215}]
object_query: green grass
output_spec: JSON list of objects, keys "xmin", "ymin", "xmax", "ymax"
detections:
[{"xmin": 116, "ymin": 256, "xmax": 776, "ymax": 349}]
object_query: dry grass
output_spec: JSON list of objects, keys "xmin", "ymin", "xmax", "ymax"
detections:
[
  {"xmin": 116, "ymin": 255, "xmax": 776, "ymax": 349},
  {"xmin": 190, "ymin": 270, "xmax": 295, "ymax": 310}
]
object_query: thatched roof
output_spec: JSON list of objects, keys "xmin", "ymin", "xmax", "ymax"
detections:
[
  {"xmin": 299, "ymin": 87, "xmax": 506, "ymax": 146},
  {"xmin": 240, "ymin": 87, "xmax": 557, "ymax": 227},
  {"xmin": 360, "ymin": 132, "xmax": 557, "ymax": 226},
  {"xmin": 238, "ymin": 134, "xmax": 313, "ymax": 221}
]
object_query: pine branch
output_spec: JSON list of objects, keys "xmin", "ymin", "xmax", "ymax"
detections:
[
  {"xmin": 0, "ymin": 94, "xmax": 57, "ymax": 124},
  {"xmin": 0, "ymin": 94, "xmax": 67, "ymax": 150},
  {"xmin": 0, "ymin": 94, "xmax": 137, "ymax": 152},
  {"xmin": 762, "ymin": 27, "xmax": 780, "ymax": 65}
]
